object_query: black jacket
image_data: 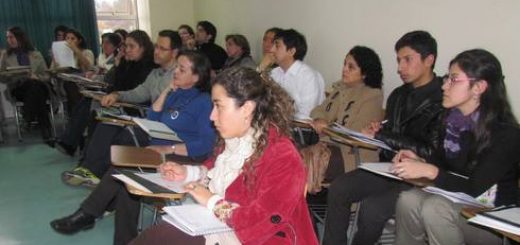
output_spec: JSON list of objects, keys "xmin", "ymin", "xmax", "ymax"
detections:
[
  {"xmin": 433, "ymin": 121, "xmax": 520, "ymax": 206},
  {"xmin": 376, "ymin": 76, "xmax": 444, "ymax": 161}
]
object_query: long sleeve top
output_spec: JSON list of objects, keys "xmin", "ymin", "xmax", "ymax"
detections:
[
  {"xmin": 432, "ymin": 122, "xmax": 520, "ymax": 206},
  {"xmin": 270, "ymin": 60, "xmax": 325, "ymax": 119},
  {"xmin": 147, "ymin": 87, "xmax": 216, "ymax": 157},
  {"xmin": 118, "ymin": 66, "xmax": 173, "ymax": 104}
]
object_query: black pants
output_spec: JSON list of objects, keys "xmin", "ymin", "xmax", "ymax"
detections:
[
  {"xmin": 11, "ymin": 79, "xmax": 51, "ymax": 139},
  {"xmin": 81, "ymin": 167, "xmax": 141, "ymax": 245},
  {"xmin": 81, "ymin": 123, "xmax": 149, "ymax": 177},
  {"xmin": 322, "ymin": 169, "xmax": 410, "ymax": 245},
  {"xmin": 59, "ymin": 97, "xmax": 96, "ymax": 149}
]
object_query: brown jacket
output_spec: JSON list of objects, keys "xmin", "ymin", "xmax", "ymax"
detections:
[{"xmin": 311, "ymin": 81, "xmax": 384, "ymax": 171}]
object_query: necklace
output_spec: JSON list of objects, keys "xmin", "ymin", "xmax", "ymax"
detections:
[{"xmin": 167, "ymin": 90, "xmax": 200, "ymax": 120}]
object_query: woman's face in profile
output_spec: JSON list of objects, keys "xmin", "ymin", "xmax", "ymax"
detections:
[
  {"xmin": 210, "ymin": 84, "xmax": 253, "ymax": 139},
  {"xmin": 225, "ymin": 39, "xmax": 242, "ymax": 58}
]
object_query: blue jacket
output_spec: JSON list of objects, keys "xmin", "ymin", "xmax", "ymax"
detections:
[{"xmin": 147, "ymin": 87, "xmax": 216, "ymax": 157}]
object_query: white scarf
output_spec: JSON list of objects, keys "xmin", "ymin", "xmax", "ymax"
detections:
[
  {"xmin": 204, "ymin": 128, "xmax": 256, "ymax": 245},
  {"xmin": 207, "ymin": 128, "xmax": 256, "ymax": 196}
]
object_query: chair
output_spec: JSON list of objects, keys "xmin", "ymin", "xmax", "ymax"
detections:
[
  {"xmin": 13, "ymin": 99, "xmax": 58, "ymax": 142},
  {"xmin": 111, "ymin": 145, "xmax": 187, "ymax": 231}
]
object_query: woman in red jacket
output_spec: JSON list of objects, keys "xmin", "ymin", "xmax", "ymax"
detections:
[{"xmin": 131, "ymin": 67, "xmax": 318, "ymax": 245}]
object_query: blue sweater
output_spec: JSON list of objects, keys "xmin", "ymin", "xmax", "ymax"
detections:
[{"xmin": 147, "ymin": 87, "xmax": 216, "ymax": 157}]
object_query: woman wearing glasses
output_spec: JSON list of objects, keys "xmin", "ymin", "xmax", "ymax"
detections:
[
  {"xmin": 51, "ymin": 51, "xmax": 217, "ymax": 243},
  {"xmin": 394, "ymin": 49, "xmax": 520, "ymax": 245}
]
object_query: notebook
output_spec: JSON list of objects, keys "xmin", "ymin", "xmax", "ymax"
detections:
[
  {"xmin": 162, "ymin": 204, "xmax": 233, "ymax": 236},
  {"xmin": 469, "ymin": 207, "xmax": 520, "ymax": 235},
  {"xmin": 132, "ymin": 117, "xmax": 182, "ymax": 142}
]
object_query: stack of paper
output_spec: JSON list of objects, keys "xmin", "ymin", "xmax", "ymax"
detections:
[
  {"xmin": 359, "ymin": 162, "xmax": 402, "ymax": 181},
  {"xmin": 132, "ymin": 117, "xmax": 182, "ymax": 142},
  {"xmin": 469, "ymin": 207, "xmax": 520, "ymax": 235},
  {"xmin": 329, "ymin": 123, "xmax": 394, "ymax": 151},
  {"xmin": 163, "ymin": 204, "xmax": 233, "ymax": 236},
  {"xmin": 422, "ymin": 186, "xmax": 493, "ymax": 208}
]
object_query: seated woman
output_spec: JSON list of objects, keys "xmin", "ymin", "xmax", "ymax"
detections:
[
  {"xmin": 178, "ymin": 24, "xmax": 196, "ymax": 50},
  {"xmin": 222, "ymin": 34, "xmax": 256, "ymax": 70},
  {"xmin": 52, "ymin": 28, "xmax": 95, "ymax": 115},
  {"xmin": 394, "ymin": 49, "xmax": 520, "ymax": 245},
  {"xmin": 50, "ymin": 51, "xmax": 217, "ymax": 244},
  {"xmin": 129, "ymin": 67, "xmax": 318, "ymax": 244},
  {"xmin": 97, "ymin": 32, "xmax": 122, "ymax": 73},
  {"xmin": 55, "ymin": 30, "xmax": 156, "ymax": 156},
  {"xmin": 61, "ymin": 50, "xmax": 214, "ymax": 187},
  {"xmin": 309, "ymin": 45, "xmax": 384, "ymax": 181},
  {"xmin": 0, "ymin": 26, "xmax": 51, "ymax": 143}
]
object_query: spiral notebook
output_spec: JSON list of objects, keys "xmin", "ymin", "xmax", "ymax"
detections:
[{"xmin": 162, "ymin": 204, "xmax": 233, "ymax": 236}]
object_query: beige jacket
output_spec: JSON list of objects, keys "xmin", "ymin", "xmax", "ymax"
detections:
[
  {"xmin": 311, "ymin": 81, "xmax": 384, "ymax": 172},
  {"xmin": 0, "ymin": 49, "xmax": 49, "ymax": 81}
]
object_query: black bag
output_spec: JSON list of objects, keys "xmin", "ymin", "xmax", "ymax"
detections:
[{"xmin": 292, "ymin": 126, "xmax": 320, "ymax": 148}]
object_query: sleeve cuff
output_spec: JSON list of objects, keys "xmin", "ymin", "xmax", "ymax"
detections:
[
  {"xmin": 183, "ymin": 165, "xmax": 201, "ymax": 183},
  {"xmin": 206, "ymin": 194, "xmax": 223, "ymax": 210}
]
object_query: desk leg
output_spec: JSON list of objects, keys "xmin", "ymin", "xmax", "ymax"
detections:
[{"xmin": 347, "ymin": 146, "xmax": 362, "ymax": 245}]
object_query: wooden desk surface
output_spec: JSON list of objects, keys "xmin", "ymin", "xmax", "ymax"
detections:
[
  {"xmin": 96, "ymin": 116, "xmax": 136, "ymax": 126},
  {"xmin": 81, "ymin": 90, "xmax": 146, "ymax": 110},
  {"xmin": 125, "ymin": 182, "xmax": 185, "ymax": 200},
  {"xmin": 111, "ymin": 145, "xmax": 163, "ymax": 169},
  {"xmin": 461, "ymin": 207, "xmax": 520, "ymax": 242}
]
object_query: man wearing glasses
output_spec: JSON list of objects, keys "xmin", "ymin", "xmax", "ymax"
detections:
[{"xmin": 60, "ymin": 30, "xmax": 182, "ymax": 188}]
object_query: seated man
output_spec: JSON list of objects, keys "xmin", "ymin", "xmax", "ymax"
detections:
[
  {"xmin": 60, "ymin": 30, "xmax": 183, "ymax": 187},
  {"xmin": 195, "ymin": 20, "xmax": 227, "ymax": 73},
  {"xmin": 259, "ymin": 28, "xmax": 325, "ymax": 120}
]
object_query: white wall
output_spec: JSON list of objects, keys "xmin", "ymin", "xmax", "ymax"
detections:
[
  {"xmin": 150, "ymin": 0, "xmax": 520, "ymax": 116},
  {"xmin": 147, "ymin": 0, "xmax": 194, "ymax": 40}
]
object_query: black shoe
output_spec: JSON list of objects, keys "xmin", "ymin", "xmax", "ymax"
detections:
[
  {"xmin": 50, "ymin": 209, "xmax": 96, "ymax": 235},
  {"xmin": 55, "ymin": 140, "xmax": 76, "ymax": 157}
]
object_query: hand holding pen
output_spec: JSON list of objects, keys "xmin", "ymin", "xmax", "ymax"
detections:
[{"xmin": 361, "ymin": 119, "xmax": 387, "ymax": 138}]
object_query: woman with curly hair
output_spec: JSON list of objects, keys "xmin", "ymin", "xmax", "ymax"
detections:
[{"xmin": 130, "ymin": 66, "xmax": 318, "ymax": 244}]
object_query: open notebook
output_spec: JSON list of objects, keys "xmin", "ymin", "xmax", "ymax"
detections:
[
  {"xmin": 162, "ymin": 204, "xmax": 233, "ymax": 236},
  {"xmin": 359, "ymin": 162, "xmax": 492, "ymax": 208}
]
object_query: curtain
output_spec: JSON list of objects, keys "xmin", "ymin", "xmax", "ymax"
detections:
[{"xmin": 0, "ymin": 0, "xmax": 99, "ymax": 63}]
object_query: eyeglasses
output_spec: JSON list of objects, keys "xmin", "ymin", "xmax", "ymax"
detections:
[
  {"xmin": 442, "ymin": 74, "xmax": 477, "ymax": 87},
  {"xmin": 154, "ymin": 45, "xmax": 172, "ymax": 52}
]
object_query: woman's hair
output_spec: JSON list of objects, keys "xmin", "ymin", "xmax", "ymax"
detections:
[
  {"xmin": 114, "ymin": 29, "xmax": 128, "ymax": 40},
  {"xmin": 126, "ymin": 30, "xmax": 154, "ymax": 63},
  {"xmin": 178, "ymin": 24, "xmax": 194, "ymax": 36},
  {"xmin": 449, "ymin": 49, "xmax": 518, "ymax": 154},
  {"xmin": 177, "ymin": 50, "xmax": 211, "ymax": 92},
  {"xmin": 101, "ymin": 32, "xmax": 122, "ymax": 48},
  {"xmin": 6, "ymin": 26, "xmax": 34, "ymax": 55},
  {"xmin": 347, "ymin": 46, "xmax": 383, "ymax": 88},
  {"xmin": 54, "ymin": 25, "xmax": 69, "ymax": 40},
  {"xmin": 225, "ymin": 34, "xmax": 251, "ymax": 56},
  {"xmin": 65, "ymin": 28, "xmax": 88, "ymax": 50},
  {"xmin": 213, "ymin": 67, "xmax": 294, "ymax": 186}
]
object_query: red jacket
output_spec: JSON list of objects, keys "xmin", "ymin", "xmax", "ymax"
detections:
[{"xmin": 205, "ymin": 127, "xmax": 318, "ymax": 245}]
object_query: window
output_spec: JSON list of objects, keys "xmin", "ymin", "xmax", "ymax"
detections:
[{"xmin": 95, "ymin": 0, "xmax": 138, "ymax": 37}]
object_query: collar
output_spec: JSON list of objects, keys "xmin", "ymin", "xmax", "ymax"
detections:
[{"xmin": 282, "ymin": 60, "xmax": 303, "ymax": 76}]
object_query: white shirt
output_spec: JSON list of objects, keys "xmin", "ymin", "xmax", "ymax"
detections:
[{"xmin": 270, "ymin": 60, "xmax": 325, "ymax": 119}]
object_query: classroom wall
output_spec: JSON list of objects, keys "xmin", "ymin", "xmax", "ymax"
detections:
[
  {"xmin": 148, "ymin": 0, "xmax": 194, "ymax": 40},
  {"xmin": 150, "ymin": 0, "xmax": 520, "ymax": 116}
]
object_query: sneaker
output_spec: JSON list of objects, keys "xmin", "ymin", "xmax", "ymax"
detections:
[{"xmin": 62, "ymin": 167, "xmax": 100, "ymax": 188}]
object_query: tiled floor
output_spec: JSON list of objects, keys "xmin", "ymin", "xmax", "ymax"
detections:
[{"xmin": 0, "ymin": 121, "xmax": 113, "ymax": 245}]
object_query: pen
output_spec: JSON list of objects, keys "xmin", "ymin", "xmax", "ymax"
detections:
[{"xmin": 381, "ymin": 120, "xmax": 388, "ymax": 125}]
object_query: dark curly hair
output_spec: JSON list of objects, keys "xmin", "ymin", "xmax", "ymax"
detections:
[
  {"xmin": 348, "ymin": 46, "xmax": 383, "ymax": 88},
  {"xmin": 213, "ymin": 67, "xmax": 294, "ymax": 187}
]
